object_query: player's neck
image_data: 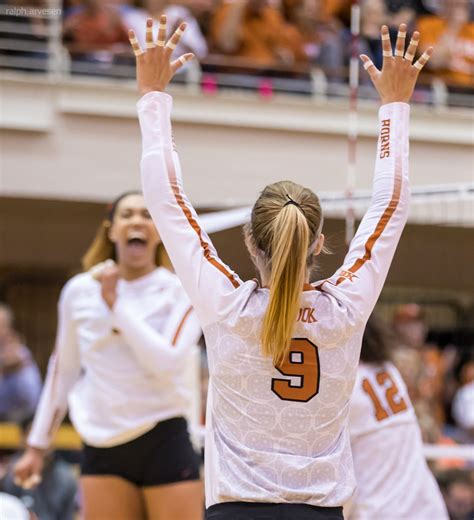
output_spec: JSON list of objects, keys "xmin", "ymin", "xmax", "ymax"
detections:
[
  {"xmin": 118, "ymin": 263, "xmax": 156, "ymax": 281},
  {"xmin": 259, "ymin": 270, "xmax": 311, "ymax": 288}
]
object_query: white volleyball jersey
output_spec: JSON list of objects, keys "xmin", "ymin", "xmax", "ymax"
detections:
[
  {"xmin": 138, "ymin": 92, "xmax": 410, "ymax": 507},
  {"xmin": 28, "ymin": 267, "xmax": 202, "ymax": 449},
  {"xmin": 348, "ymin": 362, "xmax": 448, "ymax": 519}
]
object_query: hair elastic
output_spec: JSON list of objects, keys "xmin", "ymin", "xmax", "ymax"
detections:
[{"xmin": 283, "ymin": 194, "xmax": 305, "ymax": 215}]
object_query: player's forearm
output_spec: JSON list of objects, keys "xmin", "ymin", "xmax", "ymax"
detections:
[
  {"xmin": 112, "ymin": 299, "xmax": 188, "ymax": 374},
  {"xmin": 27, "ymin": 353, "xmax": 77, "ymax": 449},
  {"xmin": 372, "ymin": 102, "xmax": 410, "ymax": 210},
  {"xmin": 324, "ymin": 103, "xmax": 410, "ymax": 322},
  {"xmin": 138, "ymin": 91, "xmax": 202, "ymax": 308}
]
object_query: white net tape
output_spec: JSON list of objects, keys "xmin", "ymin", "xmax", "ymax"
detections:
[
  {"xmin": 200, "ymin": 183, "xmax": 474, "ymax": 233},
  {"xmin": 192, "ymin": 424, "xmax": 474, "ymax": 460}
]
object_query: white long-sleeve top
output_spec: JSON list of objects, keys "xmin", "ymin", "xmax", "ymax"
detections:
[
  {"xmin": 138, "ymin": 92, "xmax": 410, "ymax": 507},
  {"xmin": 28, "ymin": 267, "xmax": 202, "ymax": 449},
  {"xmin": 348, "ymin": 362, "xmax": 448, "ymax": 519}
]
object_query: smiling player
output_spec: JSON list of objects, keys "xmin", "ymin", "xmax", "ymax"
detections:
[{"xmin": 14, "ymin": 191, "xmax": 203, "ymax": 520}]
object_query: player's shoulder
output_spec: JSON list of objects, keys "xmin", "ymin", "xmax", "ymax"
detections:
[
  {"xmin": 58, "ymin": 272, "xmax": 97, "ymax": 308},
  {"xmin": 62, "ymin": 271, "xmax": 94, "ymax": 295}
]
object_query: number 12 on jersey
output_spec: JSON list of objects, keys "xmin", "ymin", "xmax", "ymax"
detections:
[
  {"xmin": 362, "ymin": 371, "xmax": 408, "ymax": 421},
  {"xmin": 271, "ymin": 338, "xmax": 320, "ymax": 402}
]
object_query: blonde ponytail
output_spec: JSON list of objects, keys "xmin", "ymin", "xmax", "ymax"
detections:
[
  {"xmin": 262, "ymin": 205, "xmax": 309, "ymax": 365},
  {"xmin": 248, "ymin": 180, "xmax": 323, "ymax": 365}
]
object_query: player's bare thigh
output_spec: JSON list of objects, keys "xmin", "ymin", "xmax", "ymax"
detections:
[
  {"xmin": 81, "ymin": 475, "xmax": 145, "ymax": 520},
  {"xmin": 142, "ymin": 479, "xmax": 204, "ymax": 520}
]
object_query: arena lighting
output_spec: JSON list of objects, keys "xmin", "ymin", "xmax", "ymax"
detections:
[{"xmin": 199, "ymin": 183, "xmax": 474, "ymax": 234}]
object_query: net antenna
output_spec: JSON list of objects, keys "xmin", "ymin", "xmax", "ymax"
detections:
[{"xmin": 346, "ymin": 0, "xmax": 361, "ymax": 245}]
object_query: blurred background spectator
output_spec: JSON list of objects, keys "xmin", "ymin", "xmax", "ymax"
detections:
[
  {"xmin": 209, "ymin": 0, "xmax": 307, "ymax": 67},
  {"xmin": 283, "ymin": 0, "xmax": 346, "ymax": 80},
  {"xmin": 392, "ymin": 303, "xmax": 446, "ymax": 443},
  {"xmin": 0, "ymin": 304, "xmax": 42, "ymax": 424},
  {"xmin": 452, "ymin": 360, "xmax": 474, "ymax": 443},
  {"xmin": 0, "ymin": 415, "xmax": 78, "ymax": 520},
  {"xmin": 417, "ymin": 0, "xmax": 474, "ymax": 90},
  {"xmin": 438, "ymin": 469, "xmax": 474, "ymax": 520},
  {"xmin": 359, "ymin": 0, "xmax": 388, "ymax": 70},
  {"xmin": 62, "ymin": 0, "xmax": 129, "ymax": 68},
  {"xmin": 1, "ymin": 0, "xmax": 472, "ymax": 98}
]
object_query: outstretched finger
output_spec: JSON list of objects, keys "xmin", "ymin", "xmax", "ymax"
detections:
[
  {"xmin": 413, "ymin": 47, "xmax": 433, "ymax": 71},
  {"xmin": 394, "ymin": 23, "xmax": 407, "ymax": 58},
  {"xmin": 157, "ymin": 14, "xmax": 167, "ymax": 48},
  {"xmin": 145, "ymin": 18, "xmax": 154, "ymax": 49},
  {"xmin": 171, "ymin": 53, "xmax": 195, "ymax": 73},
  {"xmin": 381, "ymin": 25, "xmax": 392, "ymax": 65},
  {"xmin": 165, "ymin": 22, "xmax": 186, "ymax": 57},
  {"xmin": 404, "ymin": 31, "xmax": 419, "ymax": 63},
  {"xmin": 128, "ymin": 30, "xmax": 144, "ymax": 57},
  {"xmin": 360, "ymin": 54, "xmax": 379, "ymax": 80}
]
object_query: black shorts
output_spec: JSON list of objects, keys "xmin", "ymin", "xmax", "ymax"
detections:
[
  {"xmin": 205, "ymin": 502, "xmax": 344, "ymax": 520},
  {"xmin": 81, "ymin": 417, "xmax": 200, "ymax": 487}
]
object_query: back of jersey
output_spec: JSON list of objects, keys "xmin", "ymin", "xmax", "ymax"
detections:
[
  {"xmin": 204, "ymin": 285, "xmax": 363, "ymax": 508},
  {"xmin": 139, "ymin": 94, "xmax": 415, "ymax": 509},
  {"xmin": 348, "ymin": 362, "xmax": 448, "ymax": 519}
]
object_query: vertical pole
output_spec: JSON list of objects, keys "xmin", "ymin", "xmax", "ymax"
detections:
[{"xmin": 346, "ymin": 0, "xmax": 360, "ymax": 245}]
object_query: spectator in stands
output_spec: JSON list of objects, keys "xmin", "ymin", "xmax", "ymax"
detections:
[
  {"xmin": 120, "ymin": 0, "xmax": 208, "ymax": 61},
  {"xmin": 285, "ymin": 0, "xmax": 346, "ymax": 81},
  {"xmin": 0, "ymin": 304, "xmax": 42, "ymax": 423},
  {"xmin": 359, "ymin": 0, "xmax": 387, "ymax": 70},
  {"xmin": 0, "ymin": 415, "xmax": 78, "ymax": 520},
  {"xmin": 392, "ymin": 304, "xmax": 445, "ymax": 442},
  {"xmin": 62, "ymin": 0, "xmax": 130, "ymax": 64},
  {"xmin": 438, "ymin": 469, "xmax": 474, "ymax": 520},
  {"xmin": 173, "ymin": 0, "xmax": 218, "ymax": 37},
  {"xmin": 417, "ymin": 0, "xmax": 474, "ymax": 88},
  {"xmin": 452, "ymin": 359, "xmax": 474, "ymax": 442},
  {"xmin": 209, "ymin": 0, "xmax": 307, "ymax": 68},
  {"xmin": 385, "ymin": 0, "xmax": 417, "ymax": 27}
]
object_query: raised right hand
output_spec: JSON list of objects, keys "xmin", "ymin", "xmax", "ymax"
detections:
[
  {"xmin": 361, "ymin": 24, "xmax": 433, "ymax": 105},
  {"xmin": 13, "ymin": 447, "xmax": 45, "ymax": 489}
]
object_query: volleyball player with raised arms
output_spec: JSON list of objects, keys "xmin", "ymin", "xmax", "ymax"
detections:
[
  {"xmin": 13, "ymin": 192, "xmax": 203, "ymax": 520},
  {"xmin": 130, "ymin": 18, "xmax": 433, "ymax": 519}
]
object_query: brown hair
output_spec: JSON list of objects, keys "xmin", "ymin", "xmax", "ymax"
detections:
[
  {"xmin": 81, "ymin": 191, "xmax": 167, "ymax": 271},
  {"xmin": 249, "ymin": 180, "xmax": 323, "ymax": 365},
  {"xmin": 360, "ymin": 313, "xmax": 395, "ymax": 364}
]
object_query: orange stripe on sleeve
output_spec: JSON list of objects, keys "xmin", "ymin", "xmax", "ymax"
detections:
[
  {"xmin": 172, "ymin": 306, "xmax": 193, "ymax": 346},
  {"xmin": 336, "ymin": 122, "xmax": 403, "ymax": 286},
  {"xmin": 163, "ymin": 146, "xmax": 241, "ymax": 289}
]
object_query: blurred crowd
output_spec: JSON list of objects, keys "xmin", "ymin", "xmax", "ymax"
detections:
[
  {"xmin": 1, "ymin": 299, "xmax": 472, "ymax": 518},
  {"xmin": 0, "ymin": 0, "xmax": 473, "ymax": 91}
]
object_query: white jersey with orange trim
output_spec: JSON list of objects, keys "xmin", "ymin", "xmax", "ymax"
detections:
[
  {"xmin": 138, "ymin": 92, "xmax": 410, "ymax": 507},
  {"xmin": 28, "ymin": 267, "xmax": 201, "ymax": 449},
  {"xmin": 348, "ymin": 362, "xmax": 448, "ymax": 519}
]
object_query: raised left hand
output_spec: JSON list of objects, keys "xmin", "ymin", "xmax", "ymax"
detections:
[
  {"xmin": 91, "ymin": 260, "xmax": 120, "ymax": 310},
  {"xmin": 129, "ymin": 15, "xmax": 195, "ymax": 96},
  {"xmin": 360, "ymin": 24, "xmax": 434, "ymax": 105}
]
